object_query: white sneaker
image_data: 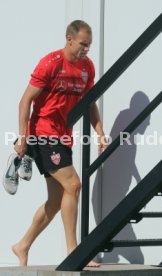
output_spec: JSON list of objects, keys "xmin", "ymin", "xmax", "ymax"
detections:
[
  {"xmin": 3, "ymin": 153, "xmax": 21, "ymax": 195},
  {"xmin": 18, "ymin": 155, "xmax": 33, "ymax": 181}
]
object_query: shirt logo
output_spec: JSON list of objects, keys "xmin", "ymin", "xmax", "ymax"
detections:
[
  {"xmin": 81, "ymin": 69, "xmax": 88, "ymax": 83},
  {"xmin": 55, "ymin": 80, "xmax": 67, "ymax": 92},
  {"xmin": 50, "ymin": 152, "xmax": 61, "ymax": 165}
]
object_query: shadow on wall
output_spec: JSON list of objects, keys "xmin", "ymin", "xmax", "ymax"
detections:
[{"xmin": 92, "ymin": 91, "xmax": 150, "ymax": 264}]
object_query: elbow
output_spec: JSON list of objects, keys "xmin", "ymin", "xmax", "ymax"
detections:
[
  {"xmin": 19, "ymin": 95, "xmax": 31, "ymax": 111},
  {"xmin": 18, "ymin": 96, "xmax": 31, "ymax": 119},
  {"xmin": 19, "ymin": 98, "xmax": 23, "ymax": 109},
  {"xmin": 19, "ymin": 98, "xmax": 26, "ymax": 114}
]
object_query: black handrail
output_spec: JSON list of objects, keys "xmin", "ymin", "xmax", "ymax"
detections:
[
  {"xmin": 67, "ymin": 13, "xmax": 162, "ymax": 128},
  {"xmin": 56, "ymin": 160, "xmax": 162, "ymax": 271},
  {"xmin": 81, "ymin": 109, "xmax": 91, "ymax": 239},
  {"xmin": 80, "ymin": 91, "xmax": 162, "ymax": 239},
  {"xmin": 57, "ymin": 13, "xmax": 162, "ymax": 271},
  {"xmin": 88, "ymin": 91, "xmax": 162, "ymax": 177},
  {"xmin": 79, "ymin": 13, "xmax": 162, "ymax": 240}
]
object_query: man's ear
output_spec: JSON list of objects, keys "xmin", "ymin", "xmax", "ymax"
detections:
[{"xmin": 66, "ymin": 34, "xmax": 72, "ymax": 45}]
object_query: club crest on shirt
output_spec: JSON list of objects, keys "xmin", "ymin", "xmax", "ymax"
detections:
[
  {"xmin": 50, "ymin": 152, "xmax": 61, "ymax": 165},
  {"xmin": 81, "ymin": 69, "xmax": 88, "ymax": 83}
]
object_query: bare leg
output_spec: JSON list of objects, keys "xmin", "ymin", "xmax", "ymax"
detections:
[
  {"xmin": 50, "ymin": 166, "xmax": 80, "ymax": 254},
  {"xmin": 50, "ymin": 166, "xmax": 100, "ymax": 268},
  {"xmin": 12, "ymin": 177, "xmax": 63, "ymax": 266}
]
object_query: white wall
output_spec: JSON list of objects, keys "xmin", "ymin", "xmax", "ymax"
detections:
[
  {"xmin": 1, "ymin": 0, "xmax": 162, "ymax": 268},
  {"xmin": 0, "ymin": 0, "xmax": 103, "ymax": 267},
  {"xmin": 0, "ymin": 0, "xmax": 67, "ymax": 266},
  {"xmin": 99, "ymin": 0, "xmax": 162, "ymax": 265}
]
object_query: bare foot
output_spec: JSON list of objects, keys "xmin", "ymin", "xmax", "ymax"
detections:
[
  {"xmin": 68, "ymin": 247, "xmax": 100, "ymax": 268},
  {"xmin": 12, "ymin": 243, "xmax": 28, "ymax": 266},
  {"xmin": 86, "ymin": 260, "xmax": 100, "ymax": 267}
]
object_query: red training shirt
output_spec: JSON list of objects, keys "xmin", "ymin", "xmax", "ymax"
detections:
[{"xmin": 28, "ymin": 49, "xmax": 95, "ymax": 148}]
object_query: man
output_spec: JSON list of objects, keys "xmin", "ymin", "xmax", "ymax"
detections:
[{"xmin": 12, "ymin": 20, "xmax": 107, "ymax": 267}]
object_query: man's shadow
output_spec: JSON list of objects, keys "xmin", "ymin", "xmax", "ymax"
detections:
[{"xmin": 92, "ymin": 91, "xmax": 150, "ymax": 264}]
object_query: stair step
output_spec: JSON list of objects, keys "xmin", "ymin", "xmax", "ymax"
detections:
[
  {"xmin": 104, "ymin": 239, "xmax": 162, "ymax": 252},
  {"xmin": 130, "ymin": 212, "xmax": 162, "ymax": 223},
  {"xmin": 56, "ymin": 160, "xmax": 162, "ymax": 271},
  {"xmin": 140, "ymin": 212, "xmax": 162, "ymax": 217}
]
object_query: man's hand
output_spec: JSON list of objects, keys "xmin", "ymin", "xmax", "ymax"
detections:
[
  {"xmin": 98, "ymin": 135, "xmax": 109, "ymax": 155},
  {"xmin": 14, "ymin": 136, "xmax": 27, "ymax": 159}
]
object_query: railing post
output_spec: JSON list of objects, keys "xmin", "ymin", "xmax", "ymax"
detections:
[{"xmin": 81, "ymin": 108, "xmax": 91, "ymax": 240}]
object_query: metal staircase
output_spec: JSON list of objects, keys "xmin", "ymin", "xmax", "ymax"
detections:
[
  {"xmin": 56, "ymin": 13, "xmax": 162, "ymax": 271},
  {"xmin": 56, "ymin": 161, "xmax": 162, "ymax": 271}
]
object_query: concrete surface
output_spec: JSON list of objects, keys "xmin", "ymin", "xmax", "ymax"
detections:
[{"xmin": 0, "ymin": 264, "xmax": 162, "ymax": 276}]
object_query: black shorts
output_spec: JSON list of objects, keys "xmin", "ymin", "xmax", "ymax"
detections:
[{"xmin": 27, "ymin": 138, "xmax": 73, "ymax": 177}]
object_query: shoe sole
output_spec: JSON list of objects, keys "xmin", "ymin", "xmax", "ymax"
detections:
[
  {"xmin": 3, "ymin": 153, "xmax": 19, "ymax": 195},
  {"xmin": 17, "ymin": 156, "xmax": 32, "ymax": 181}
]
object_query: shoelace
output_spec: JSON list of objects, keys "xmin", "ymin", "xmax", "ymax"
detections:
[
  {"xmin": 21, "ymin": 158, "xmax": 32, "ymax": 173},
  {"xmin": 9, "ymin": 174, "xmax": 19, "ymax": 184}
]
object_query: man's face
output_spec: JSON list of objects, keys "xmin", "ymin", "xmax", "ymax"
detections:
[{"xmin": 67, "ymin": 29, "xmax": 92, "ymax": 60}]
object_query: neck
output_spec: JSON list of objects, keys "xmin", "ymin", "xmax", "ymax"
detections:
[{"xmin": 62, "ymin": 46, "xmax": 78, "ymax": 63}]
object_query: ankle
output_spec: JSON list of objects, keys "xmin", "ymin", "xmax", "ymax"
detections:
[
  {"xmin": 67, "ymin": 244, "xmax": 78, "ymax": 255},
  {"xmin": 16, "ymin": 241, "xmax": 30, "ymax": 252}
]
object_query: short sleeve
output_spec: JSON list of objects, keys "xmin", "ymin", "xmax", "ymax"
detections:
[{"xmin": 29, "ymin": 56, "xmax": 51, "ymax": 88}]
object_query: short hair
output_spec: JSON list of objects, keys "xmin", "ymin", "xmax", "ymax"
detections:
[{"xmin": 66, "ymin": 20, "xmax": 92, "ymax": 37}]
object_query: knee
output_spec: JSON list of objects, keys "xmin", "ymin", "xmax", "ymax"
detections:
[
  {"xmin": 73, "ymin": 180, "xmax": 81, "ymax": 196},
  {"xmin": 67, "ymin": 180, "xmax": 81, "ymax": 197}
]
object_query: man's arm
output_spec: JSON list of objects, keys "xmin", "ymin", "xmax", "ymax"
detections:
[
  {"xmin": 15, "ymin": 84, "xmax": 43, "ymax": 158},
  {"xmin": 90, "ymin": 103, "xmax": 108, "ymax": 153}
]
